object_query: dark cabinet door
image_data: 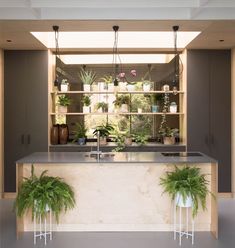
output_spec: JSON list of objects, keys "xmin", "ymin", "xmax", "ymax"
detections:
[
  {"xmin": 4, "ymin": 51, "xmax": 48, "ymax": 192},
  {"xmin": 187, "ymin": 50, "xmax": 231, "ymax": 192}
]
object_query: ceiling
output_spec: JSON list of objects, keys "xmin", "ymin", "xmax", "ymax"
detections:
[{"xmin": 1, "ymin": 0, "xmax": 235, "ymax": 52}]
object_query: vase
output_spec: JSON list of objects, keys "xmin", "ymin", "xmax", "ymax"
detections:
[
  {"xmin": 175, "ymin": 193, "xmax": 193, "ymax": 208},
  {"xmin": 50, "ymin": 124, "xmax": 59, "ymax": 145},
  {"xmin": 163, "ymin": 137, "xmax": 175, "ymax": 145},
  {"xmin": 120, "ymin": 104, "xmax": 128, "ymax": 113},
  {"xmin": 59, "ymin": 124, "xmax": 69, "ymax": 144},
  {"xmin": 137, "ymin": 108, "xmax": 142, "ymax": 113},
  {"xmin": 83, "ymin": 106, "xmax": 90, "ymax": 113},
  {"xmin": 58, "ymin": 106, "xmax": 67, "ymax": 113},
  {"xmin": 83, "ymin": 84, "xmax": 91, "ymax": 92},
  {"xmin": 151, "ymin": 105, "xmax": 159, "ymax": 112},
  {"xmin": 60, "ymin": 84, "xmax": 69, "ymax": 92}
]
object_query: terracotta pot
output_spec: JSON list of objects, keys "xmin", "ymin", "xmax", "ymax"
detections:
[
  {"xmin": 58, "ymin": 106, "xmax": 67, "ymax": 113},
  {"xmin": 124, "ymin": 137, "xmax": 132, "ymax": 146},
  {"xmin": 100, "ymin": 136, "xmax": 107, "ymax": 145},
  {"xmin": 50, "ymin": 124, "xmax": 59, "ymax": 145},
  {"xmin": 163, "ymin": 137, "xmax": 175, "ymax": 145},
  {"xmin": 59, "ymin": 124, "xmax": 69, "ymax": 144}
]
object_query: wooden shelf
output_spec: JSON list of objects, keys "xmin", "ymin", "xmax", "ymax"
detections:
[
  {"xmin": 50, "ymin": 112, "xmax": 184, "ymax": 116},
  {"xmin": 51, "ymin": 90, "xmax": 184, "ymax": 94}
]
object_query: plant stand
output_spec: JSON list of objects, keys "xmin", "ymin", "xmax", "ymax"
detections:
[
  {"xmin": 173, "ymin": 199, "xmax": 195, "ymax": 246},
  {"xmin": 33, "ymin": 208, "xmax": 52, "ymax": 245}
]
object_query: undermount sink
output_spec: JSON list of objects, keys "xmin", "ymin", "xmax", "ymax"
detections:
[
  {"xmin": 85, "ymin": 153, "xmax": 115, "ymax": 158},
  {"xmin": 161, "ymin": 152, "xmax": 202, "ymax": 157}
]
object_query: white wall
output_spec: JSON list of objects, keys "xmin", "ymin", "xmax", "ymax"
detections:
[{"xmin": 0, "ymin": 49, "xmax": 3, "ymax": 197}]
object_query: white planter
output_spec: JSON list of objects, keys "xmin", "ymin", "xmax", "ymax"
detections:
[
  {"xmin": 175, "ymin": 193, "xmax": 193, "ymax": 208},
  {"xmin": 162, "ymin": 84, "xmax": 170, "ymax": 92},
  {"xmin": 127, "ymin": 84, "xmax": 135, "ymax": 91},
  {"xmin": 108, "ymin": 83, "xmax": 114, "ymax": 92},
  {"xmin": 137, "ymin": 108, "xmax": 142, "ymax": 113},
  {"xmin": 83, "ymin": 106, "xmax": 90, "ymax": 113},
  {"xmin": 58, "ymin": 106, "xmax": 67, "ymax": 113},
  {"xmin": 120, "ymin": 104, "xmax": 128, "ymax": 113},
  {"xmin": 60, "ymin": 84, "xmax": 69, "ymax": 92},
  {"xmin": 143, "ymin": 84, "xmax": 151, "ymax": 91},
  {"xmin": 119, "ymin": 82, "xmax": 127, "ymax": 91},
  {"xmin": 83, "ymin": 84, "xmax": 91, "ymax": 92},
  {"xmin": 98, "ymin": 82, "xmax": 105, "ymax": 91}
]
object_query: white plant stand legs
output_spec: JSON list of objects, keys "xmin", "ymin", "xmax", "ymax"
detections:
[
  {"xmin": 33, "ymin": 209, "xmax": 52, "ymax": 245},
  {"xmin": 173, "ymin": 199, "xmax": 195, "ymax": 246}
]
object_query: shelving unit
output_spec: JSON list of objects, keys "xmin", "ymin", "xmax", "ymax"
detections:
[
  {"xmin": 50, "ymin": 112, "xmax": 184, "ymax": 115},
  {"xmin": 51, "ymin": 90, "xmax": 185, "ymax": 94}
]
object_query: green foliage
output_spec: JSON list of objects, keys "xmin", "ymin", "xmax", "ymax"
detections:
[
  {"xmin": 151, "ymin": 94, "xmax": 164, "ymax": 105},
  {"xmin": 93, "ymin": 123, "xmax": 114, "ymax": 137},
  {"xmin": 58, "ymin": 95, "xmax": 72, "ymax": 107},
  {"xmin": 100, "ymin": 75, "xmax": 113, "ymax": 84},
  {"xmin": 96, "ymin": 102, "xmax": 108, "ymax": 112},
  {"xmin": 133, "ymin": 133, "xmax": 149, "ymax": 145},
  {"xmin": 14, "ymin": 165, "xmax": 75, "ymax": 223},
  {"xmin": 79, "ymin": 68, "xmax": 97, "ymax": 85},
  {"xmin": 112, "ymin": 130, "xmax": 126, "ymax": 152},
  {"xmin": 113, "ymin": 94, "xmax": 130, "ymax": 107},
  {"xmin": 82, "ymin": 95, "xmax": 91, "ymax": 106},
  {"xmin": 73, "ymin": 122, "xmax": 87, "ymax": 140},
  {"xmin": 159, "ymin": 126, "xmax": 179, "ymax": 138},
  {"xmin": 160, "ymin": 166, "xmax": 213, "ymax": 217}
]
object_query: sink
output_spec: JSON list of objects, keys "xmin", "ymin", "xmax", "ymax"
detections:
[
  {"xmin": 85, "ymin": 153, "xmax": 115, "ymax": 158},
  {"xmin": 161, "ymin": 152, "xmax": 202, "ymax": 157}
]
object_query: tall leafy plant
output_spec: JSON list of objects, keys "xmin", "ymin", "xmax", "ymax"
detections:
[
  {"xmin": 14, "ymin": 165, "xmax": 75, "ymax": 223},
  {"xmin": 160, "ymin": 166, "xmax": 213, "ymax": 217}
]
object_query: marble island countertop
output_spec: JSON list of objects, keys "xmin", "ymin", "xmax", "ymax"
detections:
[{"xmin": 16, "ymin": 151, "xmax": 217, "ymax": 164}]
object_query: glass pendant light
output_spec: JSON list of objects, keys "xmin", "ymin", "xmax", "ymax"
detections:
[
  {"xmin": 53, "ymin": 25, "xmax": 60, "ymax": 87},
  {"xmin": 172, "ymin": 25, "xmax": 179, "ymax": 95}
]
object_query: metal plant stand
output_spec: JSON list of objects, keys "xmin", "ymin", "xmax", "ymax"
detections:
[{"xmin": 173, "ymin": 199, "xmax": 195, "ymax": 246}]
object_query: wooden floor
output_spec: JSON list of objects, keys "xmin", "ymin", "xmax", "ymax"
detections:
[{"xmin": 1, "ymin": 199, "xmax": 235, "ymax": 248}]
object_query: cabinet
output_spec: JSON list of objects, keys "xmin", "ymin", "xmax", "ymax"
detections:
[
  {"xmin": 187, "ymin": 50, "xmax": 231, "ymax": 192},
  {"xmin": 4, "ymin": 51, "xmax": 48, "ymax": 192}
]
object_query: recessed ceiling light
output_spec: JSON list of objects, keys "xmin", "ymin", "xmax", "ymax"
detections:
[
  {"xmin": 60, "ymin": 54, "xmax": 175, "ymax": 64},
  {"xmin": 219, "ymin": 39, "xmax": 224, "ymax": 42},
  {"xmin": 6, "ymin": 40, "xmax": 12, "ymax": 42},
  {"xmin": 31, "ymin": 31, "xmax": 200, "ymax": 49}
]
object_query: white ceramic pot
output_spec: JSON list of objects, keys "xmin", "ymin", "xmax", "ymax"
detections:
[
  {"xmin": 163, "ymin": 136, "xmax": 175, "ymax": 145},
  {"xmin": 137, "ymin": 108, "xmax": 142, "ymax": 113},
  {"xmin": 175, "ymin": 193, "xmax": 193, "ymax": 208},
  {"xmin": 98, "ymin": 82, "xmax": 105, "ymax": 91},
  {"xmin": 83, "ymin": 84, "xmax": 91, "ymax": 92},
  {"xmin": 108, "ymin": 83, "xmax": 114, "ymax": 92},
  {"xmin": 119, "ymin": 82, "xmax": 127, "ymax": 91},
  {"xmin": 143, "ymin": 84, "xmax": 151, "ymax": 91},
  {"xmin": 127, "ymin": 84, "xmax": 135, "ymax": 91},
  {"xmin": 58, "ymin": 106, "xmax": 67, "ymax": 113},
  {"xmin": 120, "ymin": 104, "xmax": 128, "ymax": 113},
  {"xmin": 60, "ymin": 84, "xmax": 69, "ymax": 92},
  {"xmin": 83, "ymin": 106, "xmax": 90, "ymax": 113},
  {"xmin": 162, "ymin": 84, "xmax": 170, "ymax": 92}
]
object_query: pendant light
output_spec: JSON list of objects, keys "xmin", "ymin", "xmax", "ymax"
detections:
[
  {"xmin": 53, "ymin": 25, "xmax": 60, "ymax": 87},
  {"xmin": 172, "ymin": 25, "xmax": 179, "ymax": 95},
  {"xmin": 112, "ymin": 25, "xmax": 121, "ymax": 87}
]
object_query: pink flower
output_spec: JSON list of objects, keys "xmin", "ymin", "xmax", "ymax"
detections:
[
  {"xmin": 130, "ymin": 69, "xmax": 137, "ymax": 77},
  {"xmin": 118, "ymin": 72, "xmax": 126, "ymax": 78}
]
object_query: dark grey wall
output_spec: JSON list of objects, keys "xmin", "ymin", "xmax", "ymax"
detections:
[
  {"xmin": 4, "ymin": 50, "xmax": 48, "ymax": 192},
  {"xmin": 187, "ymin": 50, "xmax": 231, "ymax": 192}
]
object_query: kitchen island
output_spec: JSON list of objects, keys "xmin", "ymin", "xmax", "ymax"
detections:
[{"xmin": 16, "ymin": 152, "xmax": 218, "ymax": 238}]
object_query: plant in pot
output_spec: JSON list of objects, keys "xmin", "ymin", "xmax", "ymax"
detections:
[
  {"xmin": 160, "ymin": 165, "xmax": 213, "ymax": 217},
  {"xmin": 58, "ymin": 95, "xmax": 72, "ymax": 113},
  {"xmin": 73, "ymin": 122, "xmax": 87, "ymax": 145},
  {"xmin": 96, "ymin": 102, "xmax": 108, "ymax": 113},
  {"xmin": 82, "ymin": 95, "xmax": 91, "ymax": 113},
  {"xmin": 142, "ymin": 80, "xmax": 152, "ymax": 91},
  {"xmin": 112, "ymin": 130, "xmax": 126, "ymax": 152},
  {"xmin": 159, "ymin": 126, "xmax": 179, "ymax": 145},
  {"xmin": 126, "ymin": 82, "xmax": 136, "ymax": 92},
  {"xmin": 14, "ymin": 165, "xmax": 75, "ymax": 223},
  {"xmin": 93, "ymin": 123, "xmax": 114, "ymax": 145},
  {"xmin": 60, "ymin": 79, "xmax": 69, "ymax": 92},
  {"xmin": 133, "ymin": 132, "xmax": 149, "ymax": 146},
  {"xmin": 151, "ymin": 94, "xmax": 164, "ymax": 112},
  {"xmin": 113, "ymin": 94, "xmax": 130, "ymax": 113},
  {"xmin": 100, "ymin": 75, "xmax": 114, "ymax": 91},
  {"xmin": 124, "ymin": 132, "xmax": 133, "ymax": 146},
  {"xmin": 79, "ymin": 68, "xmax": 97, "ymax": 92}
]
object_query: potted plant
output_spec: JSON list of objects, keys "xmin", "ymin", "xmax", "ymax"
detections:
[
  {"xmin": 14, "ymin": 165, "xmax": 75, "ymax": 223},
  {"xmin": 101, "ymin": 75, "xmax": 114, "ymax": 91},
  {"xmin": 113, "ymin": 94, "xmax": 130, "ymax": 113},
  {"xmin": 151, "ymin": 94, "xmax": 164, "ymax": 112},
  {"xmin": 133, "ymin": 132, "xmax": 149, "ymax": 146},
  {"xmin": 93, "ymin": 123, "xmax": 114, "ymax": 145},
  {"xmin": 82, "ymin": 95, "xmax": 91, "ymax": 113},
  {"xmin": 60, "ymin": 79, "xmax": 69, "ymax": 92},
  {"xmin": 58, "ymin": 95, "xmax": 72, "ymax": 113},
  {"xmin": 126, "ymin": 82, "xmax": 136, "ymax": 91},
  {"xmin": 96, "ymin": 102, "xmax": 108, "ymax": 113},
  {"xmin": 124, "ymin": 132, "xmax": 133, "ymax": 146},
  {"xmin": 112, "ymin": 131, "xmax": 126, "ymax": 152},
  {"xmin": 160, "ymin": 166, "xmax": 213, "ymax": 217},
  {"xmin": 159, "ymin": 126, "xmax": 179, "ymax": 145},
  {"xmin": 79, "ymin": 68, "xmax": 97, "ymax": 92},
  {"xmin": 143, "ymin": 80, "xmax": 152, "ymax": 91},
  {"xmin": 73, "ymin": 122, "xmax": 87, "ymax": 145}
]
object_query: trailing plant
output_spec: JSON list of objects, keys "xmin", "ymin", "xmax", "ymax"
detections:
[
  {"xmin": 151, "ymin": 94, "xmax": 164, "ymax": 105},
  {"xmin": 58, "ymin": 95, "xmax": 72, "ymax": 106},
  {"xmin": 14, "ymin": 165, "xmax": 75, "ymax": 223},
  {"xmin": 82, "ymin": 95, "xmax": 91, "ymax": 106},
  {"xmin": 160, "ymin": 166, "xmax": 213, "ymax": 217},
  {"xmin": 73, "ymin": 122, "xmax": 87, "ymax": 141},
  {"xmin": 93, "ymin": 123, "xmax": 114, "ymax": 138},
  {"xmin": 96, "ymin": 102, "xmax": 108, "ymax": 112},
  {"xmin": 112, "ymin": 130, "xmax": 126, "ymax": 152},
  {"xmin": 113, "ymin": 95, "xmax": 130, "ymax": 107},
  {"xmin": 79, "ymin": 68, "xmax": 97, "ymax": 85}
]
